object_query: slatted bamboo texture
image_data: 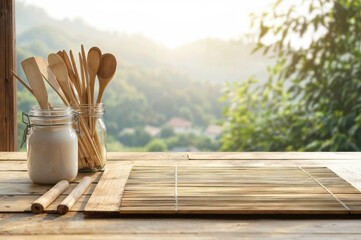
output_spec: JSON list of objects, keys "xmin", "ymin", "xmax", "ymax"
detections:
[{"xmin": 84, "ymin": 166, "xmax": 361, "ymax": 216}]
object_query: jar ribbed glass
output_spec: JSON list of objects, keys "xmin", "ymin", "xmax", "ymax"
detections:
[
  {"xmin": 24, "ymin": 106, "xmax": 78, "ymax": 184},
  {"xmin": 72, "ymin": 103, "xmax": 106, "ymax": 171}
]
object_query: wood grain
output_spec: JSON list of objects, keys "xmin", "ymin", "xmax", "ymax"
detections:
[
  {"xmin": 3, "ymin": 212, "xmax": 361, "ymax": 236},
  {"xmin": 0, "ymin": 171, "xmax": 102, "ymax": 183},
  {"xmin": 82, "ymin": 165, "xmax": 360, "ymax": 216},
  {"xmin": 3, "ymin": 159, "xmax": 361, "ymax": 172},
  {"xmin": 106, "ymin": 152, "xmax": 189, "ymax": 160},
  {"xmin": 0, "ymin": 195, "xmax": 89, "ymax": 213},
  {"xmin": 119, "ymin": 166, "xmax": 176, "ymax": 214},
  {"xmin": 31, "ymin": 180, "xmax": 69, "ymax": 213},
  {"xmin": 2, "ymin": 152, "xmax": 361, "ymax": 161},
  {"xmin": 3, "ymin": 152, "xmax": 361, "ymax": 239},
  {"xmin": 0, "ymin": 151, "xmax": 26, "ymax": 160},
  {"xmin": 188, "ymin": 152, "xmax": 361, "ymax": 160},
  {"xmin": 2, "ymin": 233, "xmax": 361, "ymax": 240},
  {"xmin": 57, "ymin": 176, "xmax": 92, "ymax": 214},
  {"xmin": 0, "ymin": 182, "xmax": 96, "ymax": 195},
  {"xmin": 84, "ymin": 165, "xmax": 132, "ymax": 215},
  {"xmin": 0, "ymin": 0, "xmax": 17, "ymax": 151},
  {"xmin": 21, "ymin": 57, "xmax": 49, "ymax": 109}
]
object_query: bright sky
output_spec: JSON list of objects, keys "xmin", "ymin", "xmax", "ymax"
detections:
[{"xmin": 20, "ymin": 0, "xmax": 272, "ymax": 48}]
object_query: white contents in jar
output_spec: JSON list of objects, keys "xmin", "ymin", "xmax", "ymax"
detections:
[{"xmin": 27, "ymin": 126, "xmax": 78, "ymax": 184}]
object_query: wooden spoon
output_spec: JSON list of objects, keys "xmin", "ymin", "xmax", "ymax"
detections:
[
  {"xmin": 57, "ymin": 51, "xmax": 65, "ymax": 60},
  {"xmin": 49, "ymin": 54, "xmax": 102, "ymax": 163},
  {"xmin": 48, "ymin": 53, "xmax": 78, "ymax": 106},
  {"xmin": 96, "ymin": 53, "xmax": 117, "ymax": 103},
  {"xmin": 21, "ymin": 57, "xmax": 49, "ymax": 109},
  {"xmin": 87, "ymin": 47, "xmax": 101, "ymax": 104}
]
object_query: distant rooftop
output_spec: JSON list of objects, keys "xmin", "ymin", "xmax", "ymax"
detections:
[
  {"xmin": 120, "ymin": 128, "xmax": 135, "ymax": 135},
  {"xmin": 205, "ymin": 125, "xmax": 222, "ymax": 135},
  {"xmin": 144, "ymin": 125, "xmax": 161, "ymax": 137},
  {"xmin": 166, "ymin": 117, "xmax": 192, "ymax": 128}
]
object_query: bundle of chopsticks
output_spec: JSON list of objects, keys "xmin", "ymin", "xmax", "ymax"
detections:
[{"xmin": 12, "ymin": 44, "xmax": 117, "ymax": 169}]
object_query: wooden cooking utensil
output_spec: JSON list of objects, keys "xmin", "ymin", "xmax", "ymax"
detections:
[
  {"xmin": 48, "ymin": 53, "xmax": 78, "ymax": 106},
  {"xmin": 10, "ymin": 70, "xmax": 34, "ymax": 95},
  {"xmin": 57, "ymin": 51, "xmax": 65, "ymax": 60},
  {"xmin": 87, "ymin": 47, "xmax": 102, "ymax": 104},
  {"xmin": 96, "ymin": 53, "xmax": 117, "ymax": 103},
  {"xmin": 11, "ymin": 70, "xmax": 53, "ymax": 109},
  {"xmin": 81, "ymin": 45, "xmax": 92, "ymax": 105},
  {"xmin": 57, "ymin": 51, "xmax": 79, "ymax": 102},
  {"xmin": 63, "ymin": 50, "xmax": 81, "ymax": 95},
  {"xmin": 21, "ymin": 57, "xmax": 49, "ymax": 109},
  {"xmin": 78, "ymin": 53, "xmax": 87, "ymax": 104},
  {"xmin": 69, "ymin": 50, "xmax": 82, "ymax": 100},
  {"xmin": 33, "ymin": 57, "xmax": 69, "ymax": 105},
  {"xmin": 49, "ymin": 53, "xmax": 102, "ymax": 165}
]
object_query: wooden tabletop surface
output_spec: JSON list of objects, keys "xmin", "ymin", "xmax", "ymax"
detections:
[{"xmin": 2, "ymin": 152, "xmax": 361, "ymax": 239}]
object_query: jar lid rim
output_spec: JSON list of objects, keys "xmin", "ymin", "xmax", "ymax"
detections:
[
  {"xmin": 71, "ymin": 103, "xmax": 104, "ymax": 107},
  {"xmin": 29, "ymin": 106, "xmax": 74, "ymax": 118},
  {"xmin": 30, "ymin": 105, "xmax": 72, "ymax": 111}
]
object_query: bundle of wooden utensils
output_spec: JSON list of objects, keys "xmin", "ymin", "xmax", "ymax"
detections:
[
  {"xmin": 31, "ymin": 177, "xmax": 91, "ymax": 215},
  {"xmin": 12, "ymin": 45, "xmax": 117, "ymax": 169}
]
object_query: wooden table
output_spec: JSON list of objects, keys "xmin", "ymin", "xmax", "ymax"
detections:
[{"xmin": 2, "ymin": 152, "xmax": 361, "ymax": 239}]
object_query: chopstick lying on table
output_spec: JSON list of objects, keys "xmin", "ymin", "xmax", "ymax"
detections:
[
  {"xmin": 31, "ymin": 180, "xmax": 70, "ymax": 214},
  {"xmin": 57, "ymin": 176, "xmax": 92, "ymax": 215}
]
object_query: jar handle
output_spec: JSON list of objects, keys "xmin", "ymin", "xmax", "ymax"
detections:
[
  {"xmin": 73, "ymin": 113, "xmax": 81, "ymax": 135},
  {"xmin": 20, "ymin": 112, "xmax": 31, "ymax": 148}
]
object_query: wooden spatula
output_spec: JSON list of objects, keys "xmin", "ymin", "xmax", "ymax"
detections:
[
  {"xmin": 48, "ymin": 53, "xmax": 78, "ymax": 106},
  {"xmin": 33, "ymin": 57, "xmax": 69, "ymax": 105},
  {"xmin": 11, "ymin": 70, "xmax": 53, "ymax": 109},
  {"xmin": 21, "ymin": 57, "xmax": 49, "ymax": 109}
]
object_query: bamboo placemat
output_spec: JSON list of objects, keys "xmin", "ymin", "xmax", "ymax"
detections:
[{"xmin": 84, "ymin": 166, "xmax": 361, "ymax": 216}]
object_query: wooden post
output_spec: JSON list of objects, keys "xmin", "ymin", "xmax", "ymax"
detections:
[{"xmin": 0, "ymin": 0, "xmax": 17, "ymax": 151}]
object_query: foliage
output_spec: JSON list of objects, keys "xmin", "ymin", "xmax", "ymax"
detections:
[
  {"xmin": 160, "ymin": 126, "xmax": 175, "ymax": 138},
  {"xmin": 15, "ymin": 1, "xmax": 282, "ymax": 151},
  {"xmin": 222, "ymin": 0, "xmax": 361, "ymax": 151},
  {"xmin": 16, "ymin": 29, "xmax": 225, "ymax": 150},
  {"xmin": 118, "ymin": 127, "xmax": 152, "ymax": 147},
  {"xmin": 145, "ymin": 139, "xmax": 168, "ymax": 152},
  {"xmin": 179, "ymin": 107, "xmax": 194, "ymax": 122},
  {"xmin": 165, "ymin": 133, "xmax": 220, "ymax": 151}
]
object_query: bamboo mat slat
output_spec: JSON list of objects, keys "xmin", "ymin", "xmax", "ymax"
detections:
[{"xmin": 83, "ymin": 166, "xmax": 361, "ymax": 217}]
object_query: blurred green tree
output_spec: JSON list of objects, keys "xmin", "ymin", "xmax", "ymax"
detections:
[
  {"xmin": 145, "ymin": 139, "xmax": 168, "ymax": 152},
  {"xmin": 160, "ymin": 126, "xmax": 175, "ymax": 138},
  {"xmin": 222, "ymin": 0, "xmax": 361, "ymax": 151},
  {"xmin": 118, "ymin": 127, "xmax": 151, "ymax": 147},
  {"xmin": 179, "ymin": 107, "xmax": 194, "ymax": 122}
]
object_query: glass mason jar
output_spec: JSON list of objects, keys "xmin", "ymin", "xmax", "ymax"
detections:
[
  {"xmin": 22, "ymin": 106, "xmax": 80, "ymax": 184},
  {"xmin": 72, "ymin": 103, "xmax": 107, "ymax": 171}
]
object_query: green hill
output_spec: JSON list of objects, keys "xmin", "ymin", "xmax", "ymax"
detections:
[{"xmin": 15, "ymin": 1, "xmax": 270, "ymax": 150}]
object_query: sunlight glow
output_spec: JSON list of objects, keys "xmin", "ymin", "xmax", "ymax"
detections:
[{"xmin": 19, "ymin": 0, "xmax": 272, "ymax": 48}]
